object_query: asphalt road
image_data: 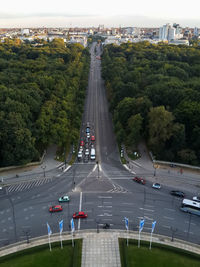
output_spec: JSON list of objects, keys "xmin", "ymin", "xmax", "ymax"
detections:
[{"xmin": 0, "ymin": 42, "xmax": 200, "ymax": 247}]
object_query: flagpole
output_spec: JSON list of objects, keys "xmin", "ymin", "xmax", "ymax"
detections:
[
  {"xmin": 48, "ymin": 234, "xmax": 52, "ymax": 251},
  {"xmin": 60, "ymin": 232, "xmax": 63, "ymax": 249},
  {"xmin": 138, "ymin": 230, "xmax": 140, "ymax": 248},
  {"xmin": 149, "ymin": 231, "xmax": 153, "ymax": 249}
]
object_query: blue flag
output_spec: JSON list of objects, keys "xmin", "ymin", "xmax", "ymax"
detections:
[
  {"xmin": 71, "ymin": 218, "xmax": 75, "ymax": 232},
  {"xmin": 124, "ymin": 217, "xmax": 129, "ymax": 230},
  {"xmin": 59, "ymin": 220, "xmax": 63, "ymax": 234},
  {"xmin": 47, "ymin": 222, "xmax": 52, "ymax": 236},
  {"xmin": 139, "ymin": 219, "xmax": 145, "ymax": 233},
  {"xmin": 151, "ymin": 221, "xmax": 156, "ymax": 233}
]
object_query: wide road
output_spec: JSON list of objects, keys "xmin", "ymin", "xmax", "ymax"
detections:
[{"xmin": 0, "ymin": 42, "xmax": 200, "ymax": 247}]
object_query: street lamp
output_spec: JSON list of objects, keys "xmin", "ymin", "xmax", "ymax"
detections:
[{"xmin": 41, "ymin": 165, "xmax": 46, "ymax": 178}]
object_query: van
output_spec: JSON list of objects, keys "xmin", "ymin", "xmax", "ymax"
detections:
[{"xmin": 90, "ymin": 148, "xmax": 96, "ymax": 160}]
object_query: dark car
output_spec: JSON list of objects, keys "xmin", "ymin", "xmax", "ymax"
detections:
[
  {"xmin": 170, "ymin": 190, "xmax": 185, "ymax": 198},
  {"xmin": 133, "ymin": 177, "xmax": 146, "ymax": 185}
]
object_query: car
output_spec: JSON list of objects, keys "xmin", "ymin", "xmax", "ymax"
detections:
[
  {"xmin": 193, "ymin": 196, "xmax": 200, "ymax": 202},
  {"xmin": 80, "ymin": 140, "xmax": 84, "ymax": 146},
  {"xmin": 79, "ymin": 146, "xmax": 83, "ymax": 152},
  {"xmin": 77, "ymin": 151, "xmax": 83, "ymax": 161},
  {"xmin": 152, "ymin": 183, "xmax": 161, "ymax": 189},
  {"xmin": 86, "ymin": 127, "xmax": 90, "ymax": 133},
  {"xmin": 73, "ymin": 211, "xmax": 88, "ymax": 219},
  {"xmin": 58, "ymin": 195, "xmax": 70, "ymax": 202},
  {"xmin": 85, "ymin": 149, "xmax": 89, "ymax": 156},
  {"xmin": 86, "ymin": 132, "xmax": 90, "ymax": 138},
  {"xmin": 170, "ymin": 191, "xmax": 185, "ymax": 198},
  {"xmin": 49, "ymin": 205, "xmax": 63, "ymax": 212},
  {"xmin": 133, "ymin": 177, "xmax": 146, "ymax": 185},
  {"xmin": 91, "ymin": 135, "xmax": 95, "ymax": 141}
]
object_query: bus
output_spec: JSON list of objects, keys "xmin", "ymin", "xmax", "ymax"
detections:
[{"xmin": 180, "ymin": 199, "xmax": 200, "ymax": 216}]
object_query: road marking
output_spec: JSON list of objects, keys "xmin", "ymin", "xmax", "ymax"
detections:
[
  {"xmin": 164, "ymin": 208, "xmax": 175, "ymax": 212},
  {"xmin": 140, "ymin": 208, "xmax": 154, "ymax": 212},
  {"xmin": 78, "ymin": 192, "xmax": 82, "ymax": 231},
  {"xmin": 163, "ymin": 225, "xmax": 170, "ymax": 229},
  {"xmin": 98, "ymin": 196, "xmax": 112, "ymax": 199},
  {"xmin": 163, "ymin": 216, "xmax": 174, "ymax": 220},
  {"xmin": 144, "ymin": 216, "xmax": 153, "ymax": 220},
  {"xmin": 144, "ymin": 205, "xmax": 154, "ymax": 208},
  {"xmin": 122, "ymin": 203, "xmax": 134, "ymax": 205},
  {"xmin": 185, "ymin": 221, "xmax": 196, "ymax": 226},
  {"xmin": 120, "ymin": 210, "xmax": 132, "ymax": 213},
  {"xmin": 98, "ymin": 206, "xmax": 112, "ymax": 208},
  {"xmin": 184, "ymin": 230, "xmax": 193, "ymax": 235},
  {"xmin": 64, "ymin": 166, "xmax": 71, "ymax": 173},
  {"xmin": 98, "ymin": 213, "xmax": 112, "ymax": 216}
]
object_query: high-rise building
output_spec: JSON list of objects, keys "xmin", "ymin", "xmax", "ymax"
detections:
[{"xmin": 159, "ymin": 23, "xmax": 183, "ymax": 41}]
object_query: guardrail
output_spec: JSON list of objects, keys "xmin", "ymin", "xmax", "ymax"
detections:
[{"xmin": 1, "ymin": 230, "xmax": 200, "ymax": 257}]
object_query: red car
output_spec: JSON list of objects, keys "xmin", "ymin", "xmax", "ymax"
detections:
[
  {"xmin": 73, "ymin": 211, "xmax": 88, "ymax": 219},
  {"xmin": 91, "ymin": 135, "xmax": 95, "ymax": 141},
  {"xmin": 133, "ymin": 177, "xmax": 146, "ymax": 185},
  {"xmin": 80, "ymin": 140, "xmax": 84, "ymax": 146},
  {"xmin": 49, "ymin": 205, "xmax": 63, "ymax": 212}
]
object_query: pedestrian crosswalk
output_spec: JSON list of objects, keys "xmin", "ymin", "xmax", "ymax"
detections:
[{"xmin": 7, "ymin": 178, "xmax": 52, "ymax": 193}]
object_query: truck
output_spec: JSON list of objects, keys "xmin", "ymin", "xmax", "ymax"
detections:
[{"xmin": 90, "ymin": 148, "xmax": 96, "ymax": 160}]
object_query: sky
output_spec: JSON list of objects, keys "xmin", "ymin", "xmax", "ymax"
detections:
[{"xmin": 1, "ymin": 0, "xmax": 200, "ymax": 28}]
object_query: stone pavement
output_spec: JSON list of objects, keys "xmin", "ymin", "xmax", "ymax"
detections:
[{"xmin": 81, "ymin": 232, "xmax": 121, "ymax": 267}]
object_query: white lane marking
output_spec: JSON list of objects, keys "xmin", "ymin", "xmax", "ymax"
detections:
[
  {"xmin": 92, "ymin": 164, "xmax": 97, "ymax": 172},
  {"xmin": 184, "ymin": 230, "xmax": 193, "ymax": 234},
  {"xmin": 163, "ymin": 225, "xmax": 170, "ymax": 229},
  {"xmin": 163, "ymin": 216, "xmax": 174, "ymax": 220},
  {"xmin": 185, "ymin": 221, "xmax": 196, "ymax": 226},
  {"xmin": 120, "ymin": 210, "xmax": 132, "ymax": 213},
  {"xmin": 99, "ymin": 164, "xmax": 102, "ymax": 172},
  {"xmin": 132, "ymin": 161, "xmax": 142, "ymax": 167},
  {"xmin": 164, "ymin": 208, "xmax": 175, "ymax": 212},
  {"xmin": 144, "ymin": 216, "xmax": 153, "ymax": 220},
  {"xmin": 122, "ymin": 203, "xmax": 133, "ymax": 205},
  {"xmin": 98, "ymin": 206, "xmax": 112, "ymax": 208},
  {"xmin": 78, "ymin": 192, "xmax": 82, "ymax": 231},
  {"xmin": 144, "ymin": 205, "xmax": 154, "ymax": 208},
  {"xmin": 98, "ymin": 213, "xmax": 112, "ymax": 216},
  {"xmin": 98, "ymin": 196, "xmax": 112, "ymax": 199},
  {"xmin": 140, "ymin": 208, "xmax": 154, "ymax": 212},
  {"xmin": 64, "ymin": 166, "xmax": 71, "ymax": 173}
]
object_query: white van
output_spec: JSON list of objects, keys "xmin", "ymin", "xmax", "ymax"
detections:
[{"xmin": 90, "ymin": 148, "xmax": 96, "ymax": 160}]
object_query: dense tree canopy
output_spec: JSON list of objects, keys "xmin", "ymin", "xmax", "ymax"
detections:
[
  {"xmin": 102, "ymin": 42, "xmax": 200, "ymax": 165},
  {"xmin": 0, "ymin": 39, "xmax": 90, "ymax": 167}
]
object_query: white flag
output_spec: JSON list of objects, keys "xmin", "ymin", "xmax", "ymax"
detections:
[{"xmin": 47, "ymin": 222, "xmax": 52, "ymax": 236}]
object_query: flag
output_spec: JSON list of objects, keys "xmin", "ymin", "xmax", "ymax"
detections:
[
  {"xmin": 139, "ymin": 219, "xmax": 145, "ymax": 233},
  {"xmin": 124, "ymin": 217, "xmax": 129, "ymax": 230},
  {"xmin": 151, "ymin": 221, "xmax": 156, "ymax": 233},
  {"xmin": 47, "ymin": 222, "xmax": 52, "ymax": 236},
  {"xmin": 71, "ymin": 218, "xmax": 75, "ymax": 232},
  {"xmin": 59, "ymin": 220, "xmax": 63, "ymax": 234}
]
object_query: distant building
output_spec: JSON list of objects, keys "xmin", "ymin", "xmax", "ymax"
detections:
[
  {"xmin": 194, "ymin": 27, "xmax": 199, "ymax": 37},
  {"xmin": 159, "ymin": 23, "xmax": 183, "ymax": 41},
  {"xmin": 21, "ymin": 28, "xmax": 30, "ymax": 36}
]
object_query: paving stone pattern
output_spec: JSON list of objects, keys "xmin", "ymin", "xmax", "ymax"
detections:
[{"xmin": 81, "ymin": 233, "xmax": 121, "ymax": 267}]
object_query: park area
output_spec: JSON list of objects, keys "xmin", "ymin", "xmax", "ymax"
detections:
[
  {"xmin": 119, "ymin": 239, "xmax": 200, "ymax": 267},
  {"xmin": 0, "ymin": 240, "xmax": 82, "ymax": 267}
]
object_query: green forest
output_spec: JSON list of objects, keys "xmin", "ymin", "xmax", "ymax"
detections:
[
  {"xmin": 102, "ymin": 41, "xmax": 200, "ymax": 166},
  {"xmin": 0, "ymin": 38, "xmax": 90, "ymax": 167}
]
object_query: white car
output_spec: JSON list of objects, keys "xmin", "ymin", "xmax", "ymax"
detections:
[
  {"xmin": 79, "ymin": 146, "xmax": 83, "ymax": 152},
  {"xmin": 86, "ymin": 132, "xmax": 90, "ymax": 138},
  {"xmin": 85, "ymin": 149, "xmax": 89, "ymax": 156},
  {"xmin": 152, "ymin": 183, "xmax": 161, "ymax": 189},
  {"xmin": 193, "ymin": 196, "xmax": 200, "ymax": 202}
]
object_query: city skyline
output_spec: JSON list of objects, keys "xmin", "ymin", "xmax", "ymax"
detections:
[{"xmin": 1, "ymin": 0, "xmax": 200, "ymax": 28}]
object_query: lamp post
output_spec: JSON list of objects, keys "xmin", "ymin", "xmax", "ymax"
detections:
[{"xmin": 41, "ymin": 165, "xmax": 46, "ymax": 178}]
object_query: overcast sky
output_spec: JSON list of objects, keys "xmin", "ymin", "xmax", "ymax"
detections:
[{"xmin": 1, "ymin": 0, "xmax": 200, "ymax": 28}]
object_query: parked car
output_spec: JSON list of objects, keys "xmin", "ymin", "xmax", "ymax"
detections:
[
  {"xmin": 49, "ymin": 205, "xmax": 63, "ymax": 212},
  {"xmin": 133, "ymin": 177, "xmax": 146, "ymax": 185},
  {"xmin": 170, "ymin": 191, "xmax": 185, "ymax": 198},
  {"xmin": 152, "ymin": 183, "xmax": 161, "ymax": 189},
  {"xmin": 58, "ymin": 195, "xmax": 70, "ymax": 202},
  {"xmin": 73, "ymin": 211, "xmax": 88, "ymax": 219},
  {"xmin": 193, "ymin": 196, "xmax": 200, "ymax": 202},
  {"xmin": 91, "ymin": 135, "xmax": 95, "ymax": 141}
]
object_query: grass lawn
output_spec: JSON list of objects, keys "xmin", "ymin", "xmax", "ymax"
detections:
[
  {"xmin": 0, "ymin": 240, "xmax": 82, "ymax": 267},
  {"xmin": 119, "ymin": 239, "xmax": 200, "ymax": 267}
]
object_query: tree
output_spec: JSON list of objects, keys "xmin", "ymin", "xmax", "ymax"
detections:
[
  {"xmin": 127, "ymin": 114, "xmax": 143, "ymax": 147},
  {"xmin": 148, "ymin": 106, "xmax": 174, "ymax": 154}
]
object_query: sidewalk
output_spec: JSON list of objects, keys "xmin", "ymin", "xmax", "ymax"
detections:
[{"xmin": 81, "ymin": 232, "xmax": 121, "ymax": 267}]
